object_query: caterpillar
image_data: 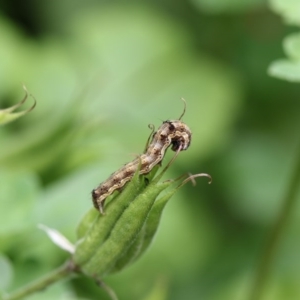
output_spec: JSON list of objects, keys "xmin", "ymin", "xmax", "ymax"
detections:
[{"xmin": 92, "ymin": 100, "xmax": 192, "ymax": 214}]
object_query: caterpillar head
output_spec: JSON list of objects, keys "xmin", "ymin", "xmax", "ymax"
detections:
[{"xmin": 167, "ymin": 120, "xmax": 192, "ymax": 152}]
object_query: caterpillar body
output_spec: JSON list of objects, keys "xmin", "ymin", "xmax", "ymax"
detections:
[{"xmin": 92, "ymin": 104, "xmax": 192, "ymax": 214}]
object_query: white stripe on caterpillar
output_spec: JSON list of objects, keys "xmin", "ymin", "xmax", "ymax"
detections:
[{"xmin": 92, "ymin": 100, "xmax": 192, "ymax": 214}]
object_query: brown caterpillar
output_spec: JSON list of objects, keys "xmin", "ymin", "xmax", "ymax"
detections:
[{"xmin": 92, "ymin": 100, "xmax": 192, "ymax": 214}]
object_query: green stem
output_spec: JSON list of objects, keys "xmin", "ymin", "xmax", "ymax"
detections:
[
  {"xmin": 4, "ymin": 260, "xmax": 75, "ymax": 300},
  {"xmin": 96, "ymin": 279, "xmax": 119, "ymax": 300},
  {"xmin": 249, "ymin": 145, "xmax": 300, "ymax": 300}
]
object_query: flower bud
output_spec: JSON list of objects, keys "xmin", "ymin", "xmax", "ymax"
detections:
[
  {"xmin": 110, "ymin": 187, "xmax": 177, "ymax": 273},
  {"xmin": 73, "ymin": 163, "xmax": 211, "ymax": 278},
  {"xmin": 73, "ymin": 169, "xmax": 145, "ymax": 267}
]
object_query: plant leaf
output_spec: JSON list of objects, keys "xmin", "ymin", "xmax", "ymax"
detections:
[
  {"xmin": 269, "ymin": 0, "xmax": 300, "ymax": 26},
  {"xmin": 268, "ymin": 59, "xmax": 300, "ymax": 82}
]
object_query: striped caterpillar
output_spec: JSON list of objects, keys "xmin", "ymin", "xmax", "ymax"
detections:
[{"xmin": 92, "ymin": 101, "xmax": 192, "ymax": 214}]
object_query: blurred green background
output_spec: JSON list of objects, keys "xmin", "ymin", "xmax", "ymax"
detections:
[{"xmin": 1, "ymin": 0, "xmax": 300, "ymax": 299}]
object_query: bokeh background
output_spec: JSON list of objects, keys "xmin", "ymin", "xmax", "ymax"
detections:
[{"xmin": 1, "ymin": 0, "xmax": 300, "ymax": 299}]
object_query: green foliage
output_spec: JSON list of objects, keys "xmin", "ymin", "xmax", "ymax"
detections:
[
  {"xmin": 0, "ymin": 169, "xmax": 40, "ymax": 251},
  {"xmin": 190, "ymin": 0, "xmax": 265, "ymax": 13},
  {"xmin": 269, "ymin": 33, "xmax": 300, "ymax": 81},
  {"xmin": 269, "ymin": 0, "xmax": 300, "ymax": 26},
  {"xmin": 0, "ymin": 255, "xmax": 13, "ymax": 290},
  {"xmin": 0, "ymin": 0, "xmax": 300, "ymax": 299},
  {"xmin": 268, "ymin": 0, "xmax": 300, "ymax": 81}
]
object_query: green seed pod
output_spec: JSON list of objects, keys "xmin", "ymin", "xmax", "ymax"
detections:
[
  {"xmin": 74, "ymin": 161, "xmax": 211, "ymax": 278},
  {"xmin": 73, "ymin": 169, "xmax": 145, "ymax": 266},
  {"xmin": 79, "ymin": 179, "xmax": 171, "ymax": 277},
  {"xmin": 76, "ymin": 208, "xmax": 98, "ymax": 240},
  {"xmin": 130, "ymin": 188, "xmax": 178, "ymax": 261},
  {"xmin": 110, "ymin": 187, "xmax": 177, "ymax": 273}
]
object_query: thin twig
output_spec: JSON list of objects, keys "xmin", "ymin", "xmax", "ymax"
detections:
[
  {"xmin": 4, "ymin": 260, "xmax": 75, "ymax": 300},
  {"xmin": 96, "ymin": 278, "xmax": 119, "ymax": 300},
  {"xmin": 249, "ymin": 143, "xmax": 300, "ymax": 300}
]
